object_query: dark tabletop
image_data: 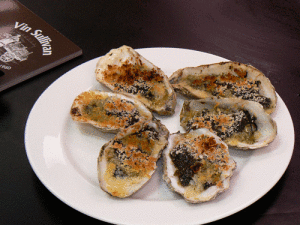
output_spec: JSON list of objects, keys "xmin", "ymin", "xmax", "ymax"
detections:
[{"xmin": 1, "ymin": 0, "xmax": 299, "ymax": 224}]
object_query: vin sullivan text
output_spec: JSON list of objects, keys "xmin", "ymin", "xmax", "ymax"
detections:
[{"xmin": 15, "ymin": 21, "xmax": 52, "ymax": 56}]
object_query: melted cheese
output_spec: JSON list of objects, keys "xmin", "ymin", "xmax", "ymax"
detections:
[
  {"xmin": 70, "ymin": 91, "xmax": 152, "ymax": 130},
  {"xmin": 95, "ymin": 45, "xmax": 176, "ymax": 115},
  {"xmin": 102, "ymin": 62, "xmax": 170, "ymax": 108},
  {"xmin": 177, "ymin": 66, "xmax": 271, "ymax": 109},
  {"xmin": 182, "ymin": 107, "xmax": 256, "ymax": 144},
  {"xmin": 100, "ymin": 120, "xmax": 169, "ymax": 197},
  {"xmin": 104, "ymin": 162, "xmax": 145, "ymax": 197},
  {"xmin": 170, "ymin": 133, "xmax": 230, "ymax": 193},
  {"xmin": 189, "ymin": 72, "xmax": 258, "ymax": 97}
]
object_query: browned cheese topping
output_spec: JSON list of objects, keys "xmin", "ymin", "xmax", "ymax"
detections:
[
  {"xmin": 106, "ymin": 124, "xmax": 161, "ymax": 178},
  {"xmin": 104, "ymin": 61, "xmax": 163, "ymax": 85},
  {"xmin": 102, "ymin": 60, "xmax": 169, "ymax": 107},
  {"xmin": 170, "ymin": 134, "xmax": 229, "ymax": 189},
  {"xmin": 184, "ymin": 108, "xmax": 257, "ymax": 142},
  {"xmin": 71, "ymin": 91, "xmax": 145, "ymax": 129},
  {"xmin": 188, "ymin": 68, "xmax": 271, "ymax": 109}
]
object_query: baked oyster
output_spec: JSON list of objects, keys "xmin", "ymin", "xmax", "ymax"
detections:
[
  {"xmin": 163, "ymin": 128, "xmax": 236, "ymax": 203},
  {"xmin": 180, "ymin": 98, "xmax": 277, "ymax": 149},
  {"xmin": 95, "ymin": 45, "xmax": 177, "ymax": 115},
  {"xmin": 70, "ymin": 90, "xmax": 152, "ymax": 133},
  {"xmin": 98, "ymin": 119, "xmax": 169, "ymax": 198},
  {"xmin": 169, "ymin": 61, "xmax": 276, "ymax": 114}
]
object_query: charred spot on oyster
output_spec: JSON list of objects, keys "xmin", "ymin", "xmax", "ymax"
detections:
[
  {"xmin": 95, "ymin": 45, "xmax": 177, "ymax": 115},
  {"xmin": 163, "ymin": 128, "xmax": 236, "ymax": 203},
  {"xmin": 98, "ymin": 119, "xmax": 169, "ymax": 198},
  {"xmin": 70, "ymin": 90, "xmax": 153, "ymax": 133},
  {"xmin": 180, "ymin": 98, "xmax": 277, "ymax": 149},
  {"xmin": 169, "ymin": 61, "xmax": 276, "ymax": 114}
]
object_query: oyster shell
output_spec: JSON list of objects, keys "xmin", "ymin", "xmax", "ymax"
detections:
[
  {"xmin": 98, "ymin": 119, "xmax": 169, "ymax": 198},
  {"xmin": 169, "ymin": 61, "xmax": 276, "ymax": 114},
  {"xmin": 180, "ymin": 98, "xmax": 277, "ymax": 149},
  {"xmin": 70, "ymin": 90, "xmax": 152, "ymax": 133},
  {"xmin": 163, "ymin": 128, "xmax": 236, "ymax": 203},
  {"xmin": 95, "ymin": 45, "xmax": 177, "ymax": 115}
]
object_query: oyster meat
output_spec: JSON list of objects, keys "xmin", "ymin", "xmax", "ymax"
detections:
[
  {"xmin": 169, "ymin": 61, "xmax": 276, "ymax": 114},
  {"xmin": 70, "ymin": 90, "xmax": 152, "ymax": 133},
  {"xmin": 180, "ymin": 98, "xmax": 277, "ymax": 149},
  {"xmin": 95, "ymin": 45, "xmax": 177, "ymax": 115},
  {"xmin": 163, "ymin": 128, "xmax": 236, "ymax": 203},
  {"xmin": 98, "ymin": 119, "xmax": 169, "ymax": 198}
]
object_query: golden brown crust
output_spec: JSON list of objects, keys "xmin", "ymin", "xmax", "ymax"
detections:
[
  {"xmin": 70, "ymin": 90, "xmax": 153, "ymax": 133},
  {"xmin": 95, "ymin": 45, "xmax": 177, "ymax": 115},
  {"xmin": 98, "ymin": 119, "xmax": 169, "ymax": 198},
  {"xmin": 162, "ymin": 129, "xmax": 236, "ymax": 203},
  {"xmin": 169, "ymin": 61, "xmax": 277, "ymax": 114},
  {"xmin": 180, "ymin": 98, "xmax": 277, "ymax": 149}
]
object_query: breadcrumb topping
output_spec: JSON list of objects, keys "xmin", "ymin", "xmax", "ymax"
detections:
[
  {"xmin": 106, "ymin": 122, "xmax": 166, "ymax": 177},
  {"xmin": 189, "ymin": 71, "xmax": 271, "ymax": 109},
  {"xmin": 170, "ymin": 133, "xmax": 229, "ymax": 188},
  {"xmin": 184, "ymin": 107, "xmax": 257, "ymax": 141},
  {"xmin": 71, "ymin": 91, "xmax": 152, "ymax": 130}
]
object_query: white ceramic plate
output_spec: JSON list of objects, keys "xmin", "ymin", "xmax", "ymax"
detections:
[{"xmin": 25, "ymin": 48, "xmax": 295, "ymax": 225}]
